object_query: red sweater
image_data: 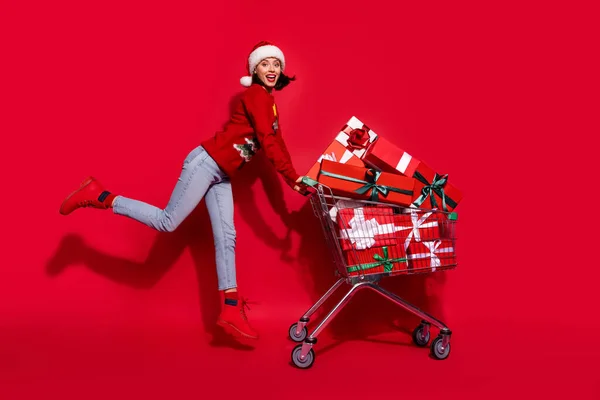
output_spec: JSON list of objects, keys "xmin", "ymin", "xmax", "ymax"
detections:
[{"xmin": 201, "ymin": 84, "xmax": 300, "ymax": 189}]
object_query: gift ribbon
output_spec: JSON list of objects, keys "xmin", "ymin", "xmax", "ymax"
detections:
[
  {"xmin": 329, "ymin": 199, "xmax": 365, "ymax": 222},
  {"xmin": 340, "ymin": 215, "xmax": 379, "ymax": 249},
  {"xmin": 402, "ymin": 210, "xmax": 439, "ymax": 251},
  {"xmin": 319, "ymin": 152, "xmax": 337, "ymax": 162},
  {"xmin": 340, "ymin": 208, "xmax": 402, "ymax": 250},
  {"xmin": 346, "ymin": 127, "xmax": 370, "ymax": 150},
  {"xmin": 340, "ymin": 209, "xmax": 438, "ymax": 251},
  {"xmin": 412, "ymin": 171, "xmax": 458, "ymax": 212},
  {"xmin": 407, "ymin": 240, "xmax": 454, "ymax": 272},
  {"xmin": 347, "ymin": 246, "xmax": 407, "ymax": 273},
  {"xmin": 339, "ymin": 118, "xmax": 377, "ymax": 156},
  {"xmin": 318, "ymin": 148, "xmax": 355, "ymax": 165},
  {"xmin": 319, "ymin": 169, "xmax": 413, "ymax": 202}
]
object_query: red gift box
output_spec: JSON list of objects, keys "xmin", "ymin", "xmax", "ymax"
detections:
[
  {"xmin": 305, "ymin": 133, "xmax": 365, "ymax": 180},
  {"xmin": 406, "ymin": 239, "xmax": 456, "ymax": 273},
  {"xmin": 364, "ymin": 135, "xmax": 421, "ymax": 177},
  {"xmin": 305, "ymin": 116, "xmax": 378, "ymax": 180},
  {"xmin": 364, "ymin": 137, "xmax": 462, "ymax": 211},
  {"xmin": 410, "ymin": 162, "xmax": 463, "ymax": 212},
  {"xmin": 317, "ymin": 160, "xmax": 415, "ymax": 207},
  {"xmin": 345, "ymin": 245, "xmax": 408, "ymax": 276},
  {"xmin": 337, "ymin": 206, "xmax": 396, "ymax": 251},
  {"xmin": 393, "ymin": 210, "xmax": 442, "ymax": 251}
]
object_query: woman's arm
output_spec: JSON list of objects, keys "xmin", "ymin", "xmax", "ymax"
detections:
[{"xmin": 243, "ymin": 89, "xmax": 301, "ymax": 188}]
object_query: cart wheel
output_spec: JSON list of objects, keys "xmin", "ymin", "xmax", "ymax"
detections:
[
  {"xmin": 291, "ymin": 344, "xmax": 315, "ymax": 369},
  {"xmin": 430, "ymin": 336, "xmax": 451, "ymax": 360},
  {"xmin": 288, "ymin": 323, "xmax": 308, "ymax": 342},
  {"xmin": 412, "ymin": 325, "xmax": 430, "ymax": 347}
]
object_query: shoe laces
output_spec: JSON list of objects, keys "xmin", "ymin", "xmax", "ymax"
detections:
[
  {"xmin": 239, "ymin": 297, "xmax": 258, "ymax": 320},
  {"xmin": 77, "ymin": 200, "xmax": 94, "ymax": 208}
]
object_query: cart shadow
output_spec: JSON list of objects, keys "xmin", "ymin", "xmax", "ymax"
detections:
[
  {"xmin": 287, "ymin": 333, "xmax": 417, "ymax": 368},
  {"xmin": 320, "ymin": 336, "xmax": 416, "ymax": 357}
]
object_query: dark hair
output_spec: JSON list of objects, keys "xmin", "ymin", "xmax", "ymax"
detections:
[{"xmin": 252, "ymin": 72, "xmax": 296, "ymax": 91}]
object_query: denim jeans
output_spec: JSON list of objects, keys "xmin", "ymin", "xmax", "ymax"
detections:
[{"xmin": 112, "ymin": 146, "xmax": 236, "ymax": 290}]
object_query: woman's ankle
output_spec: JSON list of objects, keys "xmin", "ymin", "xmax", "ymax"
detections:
[
  {"xmin": 110, "ymin": 195, "xmax": 119, "ymax": 207},
  {"xmin": 223, "ymin": 289, "xmax": 238, "ymax": 306}
]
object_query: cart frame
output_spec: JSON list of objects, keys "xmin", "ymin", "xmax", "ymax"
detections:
[{"xmin": 289, "ymin": 180, "xmax": 458, "ymax": 369}]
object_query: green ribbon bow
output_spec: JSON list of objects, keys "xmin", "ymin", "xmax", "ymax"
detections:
[
  {"xmin": 412, "ymin": 171, "xmax": 458, "ymax": 212},
  {"xmin": 347, "ymin": 246, "xmax": 408, "ymax": 273},
  {"xmin": 319, "ymin": 169, "xmax": 413, "ymax": 202}
]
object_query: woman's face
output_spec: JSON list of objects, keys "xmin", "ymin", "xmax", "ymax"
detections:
[{"xmin": 255, "ymin": 57, "xmax": 281, "ymax": 88}]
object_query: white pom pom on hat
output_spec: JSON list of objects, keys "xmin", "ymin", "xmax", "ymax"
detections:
[
  {"xmin": 240, "ymin": 76, "xmax": 254, "ymax": 87},
  {"xmin": 240, "ymin": 41, "xmax": 286, "ymax": 87}
]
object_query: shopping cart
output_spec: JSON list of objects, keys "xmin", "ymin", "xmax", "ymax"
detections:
[{"xmin": 289, "ymin": 178, "xmax": 458, "ymax": 369}]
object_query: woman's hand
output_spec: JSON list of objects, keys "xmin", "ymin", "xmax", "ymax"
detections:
[{"xmin": 293, "ymin": 176, "xmax": 311, "ymax": 195}]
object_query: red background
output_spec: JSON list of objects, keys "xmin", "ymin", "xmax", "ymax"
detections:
[{"xmin": 2, "ymin": 1, "xmax": 598, "ymax": 399}]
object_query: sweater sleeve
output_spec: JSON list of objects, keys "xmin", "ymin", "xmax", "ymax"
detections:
[{"xmin": 243, "ymin": 88, "xmax": 300, "ymax": 188}]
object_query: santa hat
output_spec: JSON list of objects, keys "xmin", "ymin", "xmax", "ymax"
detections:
[{"xmin": 240, "ymin": 41, "xmax": 286, "ymax": 87}]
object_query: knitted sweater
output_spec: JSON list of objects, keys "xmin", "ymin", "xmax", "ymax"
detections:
[{"xmin": 201, "ymin": 84, "xmax": 300, "ymax": 188}]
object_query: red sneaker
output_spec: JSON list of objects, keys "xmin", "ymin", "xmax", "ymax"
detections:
[
  {"xmin": 217, "ymin": 297, "xmax": 259, "ymax": 340},
  {"xmin": 59, "ymin": 176, "xmax": 114, "ymax": 215}
]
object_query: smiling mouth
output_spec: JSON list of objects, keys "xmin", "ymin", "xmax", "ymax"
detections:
[{"xmin": 266, "ymin": 74, "xmax": 277, "ymax": 82}]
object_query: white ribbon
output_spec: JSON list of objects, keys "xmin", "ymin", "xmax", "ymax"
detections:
[
  {"xmin": 318, "ymin": 142, "xmax": 355, "ymax": 166},
  {"xmin": 407, "ymin": 240, "xmax": 454, "ymax": 272},
  {"xmin": 329, "ymin": 200, "xmax": 366, "ymax": 221},
  {"xmin": 318, "ymin": 152, "xmax": 337, "ymax": 163},
  {"xmin": 338, "ymin": 208, "xmax": 440, "ymax": 251},
  {"xmin": 400, "ymin": 210, "xmax": 439, "ymax": 251},
  {"xmin": 339, "ymin": 208, "xmax": 378, "ymax": 249},
  {"xmin": 339, "ymin": 208, "xmax": 403, "ymax": 250}
]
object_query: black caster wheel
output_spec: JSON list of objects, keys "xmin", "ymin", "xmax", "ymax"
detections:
[
  {"xmin": 430, "ymin": 336, "xmax": 451, "ymax": 360},
  {"xmin": 288, "ymin": 323, "xmax": 308, "ymax": 342},
  {"xmin": 412, "ymin": 324, "xmax": 431, "ymax": 347},
  {"xmin": 291, "ymin": 344, "xmax": 315, "ymax": 369}
]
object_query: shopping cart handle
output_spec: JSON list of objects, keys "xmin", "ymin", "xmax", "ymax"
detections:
[{"xmin": 301, "ymin": 176, "xmax": 319, "ymax": 187}]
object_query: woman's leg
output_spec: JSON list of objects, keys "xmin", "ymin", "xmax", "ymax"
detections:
[
  {"xmin": 113, "ymin": 146, "xmax": 217, "ymax": 232},
  {"xmin": 206, "ymin": 179, "xmax": 258, "ymax": 339},
  {"xmin": 60, "ymin": 146, "xmax": 219, "ymax": 233},
  {"xmin": 204, "ymin": 179, "xmax": 237, "ymax": 290},
  {"xmin": 59, "ymin": 145, "xmax": 258, "ymax": 339}
]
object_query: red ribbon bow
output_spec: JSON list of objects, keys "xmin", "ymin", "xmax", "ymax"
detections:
[{"xmin": 347, "ymin": 126, "xmax": 370, "ymax": 150}]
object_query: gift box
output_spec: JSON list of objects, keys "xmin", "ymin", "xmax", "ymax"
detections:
[
  {"xmin": 345, "ymin": 245, "xmax": 408, "ymax": 276},
  {"xmin": 364, "ymin": 135, "xmax": 421, "ymax": 177},
  {"xmin": 339, "ymin": 116, "xmax": 379, "ymax": 156},
  {"xmin": 317, "ymin": 160, "xmax": 415, "ymax": 206},
  {"xmin": 393, "ymin": 210, "xmax": 442, "ymax": 251},
  {"xmin": 305, "ymin": 134, "xmax": 365, "ymax": 180},
  {"xmin": 364, "ymin": 137, "xmax": 462, "ymax": 211},
  {"xmin": 305, "ymin": 116, "xmax": 378, "ymax": 180},
  {"xmin": 410, "ymin": 162, "xmax": 463, "ymax": 212},
  {"xmin": 337, "ymin": 206, "xmax": 397, "ymax": 251},
  {"xmin": 406, "ymin": 239, "xmax": 456, "ymax": 273}
]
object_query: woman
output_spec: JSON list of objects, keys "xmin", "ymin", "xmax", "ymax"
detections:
[{"xmin": 59, "ymin": 41, "xmax": 309, "ymax": 340}]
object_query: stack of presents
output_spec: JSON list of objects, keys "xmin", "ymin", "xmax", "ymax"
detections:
[{"xmin": 304, "ymin": 116, "xmax": 463, "ymax": 277}]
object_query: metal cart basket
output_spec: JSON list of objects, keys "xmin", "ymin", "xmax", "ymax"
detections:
[{"xmin": 289, "ymin": 180, "xmax": 458, "ymax": 369}]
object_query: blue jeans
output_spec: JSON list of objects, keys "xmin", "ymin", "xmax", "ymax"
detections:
[{"xmin": 112, "ymin": 146, "xmax": 236, "ymax": 290}]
